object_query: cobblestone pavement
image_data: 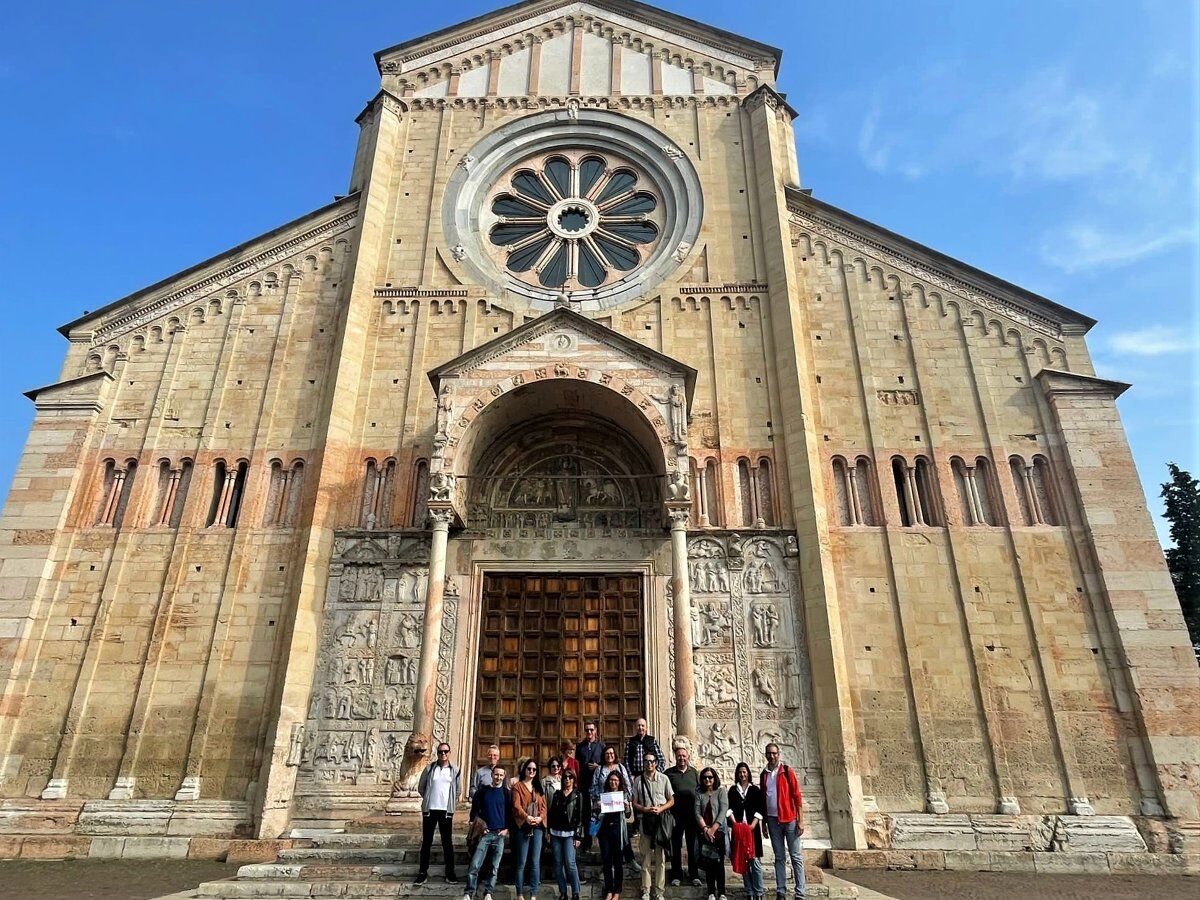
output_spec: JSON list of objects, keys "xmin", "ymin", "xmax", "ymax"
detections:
[
  {"xmin": 837, "ymin": 869, "xmax": 1197, "ymax": 899},
  {"xmin": 0, "ymin": 860, "xmax": 238, "ymax": 899}
]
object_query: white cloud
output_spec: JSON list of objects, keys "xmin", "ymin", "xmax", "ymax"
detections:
[
  {"xmin": 1106, "ymin": 325, "xmax": 1199, "ymax": 357},
  {"xmin": 1039, "ymin": 222, "xmax": 1197, "ymax": 273}
]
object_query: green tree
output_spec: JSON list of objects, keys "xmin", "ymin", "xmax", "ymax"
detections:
[{"xmin": 1161, "ymin": 463, "xmax": 1200, "ymax": 649}]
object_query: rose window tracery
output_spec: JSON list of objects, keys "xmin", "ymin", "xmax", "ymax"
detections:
[{"xmin": 486, "ymin": 151, "xmax": 663, "ymax": 291}]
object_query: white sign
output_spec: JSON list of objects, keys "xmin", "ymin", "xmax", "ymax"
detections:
[{"xmin": 600, "ymin": 791, "xmax": 625, "ymax": 814}]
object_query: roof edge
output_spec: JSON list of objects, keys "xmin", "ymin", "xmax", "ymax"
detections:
[
  {"xmin": 375, "ymin": 0, "xmax": 781, "ymax": 76},
  {"xmin": 1036, "ymin": 367, "xmax": 1131, "ymax": 400},
  {"xmin": 785, "ymin": 186, "xmax": 1097, "ymax": 334},
  {"xmin": 58, "ymin": 192, "xmax": 361, "ymax": 338}
]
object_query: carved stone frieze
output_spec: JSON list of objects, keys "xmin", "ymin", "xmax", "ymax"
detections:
[{"xmin": 296, "ymin": 535, "xmax": 432, "ymax": 800}]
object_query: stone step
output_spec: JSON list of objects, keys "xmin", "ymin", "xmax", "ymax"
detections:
[{"xmin": 196, "ymin": 880, "xmax": 845, "ymax": 899}]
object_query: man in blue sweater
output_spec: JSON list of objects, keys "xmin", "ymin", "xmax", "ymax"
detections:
[{"xmin": 464, "ymin": 766, "xmax": 509, "ymax": 900}]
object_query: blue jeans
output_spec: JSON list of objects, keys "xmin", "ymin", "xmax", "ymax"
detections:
[
  {"xmin": 550, "ymin": 833, "xmax": 581, "ymax": 896},
  {"xmin": 466, "ymin": 831, "xmax": 505, "ymax": 895},
  {"xmin": 742, "ymin": 856, "xmax": 764, "ymax": 898},
  {"xmin": 766, "ymin": 816, "xmax": 806, "ymax": 898},
  {"xmin": 512, "ymin": 826, "xmax": 544, "ymax": 895}
]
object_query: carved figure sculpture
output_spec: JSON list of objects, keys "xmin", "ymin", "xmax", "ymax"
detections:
[
  {"xmin": 429, "ymin": 471, "xmax": 455, "ymax": 503},
  {"xmin": 700, "ymin": 603, "xmax": 728, "ymax": 646},
  {"xmin": 782, "ymin": 655, "xmax": 801, "ymax": 710},
  {"xmin": 700, "ymin": 722, "xmax": 737, "ymax": 768},
  {"xmin": 396, "ymin": 613, "xmax": 421, "ymax": 649},
  {"xmin": 752, "ymin": 604, "xmax": 780, "ymax": 647},
  {"xmin": 753, "ymin": 665, "xmax": 779, "ymax": 707}
]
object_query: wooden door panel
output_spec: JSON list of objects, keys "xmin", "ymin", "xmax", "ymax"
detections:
[{"xmin": 474, "ymin": 572, "xmax": 643, "ymax": 767}]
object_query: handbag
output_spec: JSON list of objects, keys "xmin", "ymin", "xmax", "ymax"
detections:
[
  {"xmin": 467, "ymin": 816, "xmax": 487, "ymax": 854},
  {"xmin": 639, "ymin": 776, "xmax": 674, "ymax": 846}
]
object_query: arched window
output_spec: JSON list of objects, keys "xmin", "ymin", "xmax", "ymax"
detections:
[
  {"xmin": 361, "ymin": 458, "xmax": 396, "ymax": 528},
  {"xmin": 854, "ymin": 457, "xmax": 877, "ymax": 525},
  {"xmin": 1010, "ymin": 455, "xmax": 1059, "ymax": 526},
  {"xmin": 1031, "ymin": 456, "xmax": 1058, "ymax": 526},
  {"xmin": 703, "ymin": 458, "xmax": 721, "ymax": 528},
  {"xmin": 974, "ymin": 456, "xmax": 1001, "ymax": 526},
  {"xmin": 893, "ymin": 455, "xmax": 940, "ymax": 526},
  {"xmin": 834, "ymin": 456, "xmax": 877, "ymax": 526},
  {"xmin": 284, "ymin": 460, "xmax": 305, "ymax": 526},
  {"xmin": 95, "ymin": 458, "xmax": 137, "ymax": 528},
  {"xmin": 953, "ymin": 456, "xmax": 1000, "ymax": 526},
  {"xmin": 833, "ymin": 457, "xmax": 853, "ymax": 525},
  {"xmin": 410, "ymin": 459, "xmax": 430, "ymax": 527},
  {"xmin": 1009, "ymin": 456, "xmax": 1034, "ymax": 525},
  {"xmin": 264, "ymin": 459, "xmax": 285, "ymax": 525},
  {"xmin": 689, "ymin": 458, "xmax": 701, "ymax": 527},
  {"xmin": 915, "ymin": 456, "xmax": 940, "ymax": 526},
  {"xmin": 154, "ymin": 458, "xmax": 192, "ymax": 527},
  {"xmin": 756, "ymin": 458, "xmax": 775, "ymax": 527},
  {"xmin": 736, "ymin": 458, "xmax": 754, "ymax": 527},
  {"xmin": 207, "ymin": 459, "xmax": 248, "ymax": 527}
]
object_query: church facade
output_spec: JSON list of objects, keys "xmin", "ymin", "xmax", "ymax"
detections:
[{"xmin": 1, "ymin": 0, "xmax": 1196, "ymax": 861}]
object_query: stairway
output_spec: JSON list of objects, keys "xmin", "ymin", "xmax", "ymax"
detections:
[{"xmin": 178, "ymin": 813, "xmax": 856, "ymax": 899}]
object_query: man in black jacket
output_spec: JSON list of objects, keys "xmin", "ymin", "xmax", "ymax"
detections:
[
  {"xmin": 576, "ymin": 721, "xmax": 605, "ymax": 852},
  {"xmin": 623, "ymin": 717, "xmax": 665, "ymax": 779}
]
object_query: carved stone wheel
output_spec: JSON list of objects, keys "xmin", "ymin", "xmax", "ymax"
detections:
[{"xmin": 485, "ymin": 149, "xmax": 664, "ymax": 291}]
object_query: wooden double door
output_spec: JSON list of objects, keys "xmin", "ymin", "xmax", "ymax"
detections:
[{"xmin": 474, "ymin": 572, "xmax": 644, "ymax": 767}]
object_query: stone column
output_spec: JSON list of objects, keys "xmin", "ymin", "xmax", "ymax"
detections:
[
  {"xmin": 390, "ymin": 505, "xmax": 453, "ymax": 805},
  {"xmin": 668, "ymin": 507, "xmax": 698, "ymax": 741}
]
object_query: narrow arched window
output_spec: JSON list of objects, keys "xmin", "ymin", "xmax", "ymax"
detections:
[
  {"xmin": 689, "ymin": 458, "xmax": 701, "ymax": 527},
  {"xmin": 361, "ymin": 459, "xmax": 380, "ymax": 528},
  {"xmin": 854, "ymin": 457, "xmax": 877, "ymax": 525},
  {"xmin": 833, "ymin": 457, "xmax": 853, "ymax": 525},
  {"xmin": 914, "ymin": 456, "xmax": 940, "ymax": 526},
  {"xmin": 207, "ymin": 459, "xmax": 248, "ymax": 527},
  {"xmin": 736, "ymin": 458, "xmax": 754, "ymax": 526},
  {"xmin": 411, "ymin": 459, "xmax": 430, "ymax": 527},
  {"xmin": 96, "ymin": 458, "xmax": 138, "ymax": 528},
  {"xmin": 974, "ymin": 456, "xmax": 1000, "ymax": 526},
  {"xmin": 892, "ymin": 456, "xmax": 913, "ymax": 526},
  {"xmin": 264, "ymin": 459, "xmax": 286, "ymax": 525},
  {"xmin": 703, "ymin": 458, "xmax": 721, "ymax": 527},
  {"xmin": 1010, "ymin": 456, "xmax": 1034, "ymax": 525},
  {"xmin": 952, "ymin": 456, "xmax": 974, "ymax": 525},
  {"xmin": 756, "ymin": 459, "xmax": 775, "ymax": 526},
  {"xmin": 1031, "ymin": 456, "xmax": 1058, "ymax": 526},
  {"xmin": 284, "ymin": 460, "xmax": 305, "ymax": 526}
]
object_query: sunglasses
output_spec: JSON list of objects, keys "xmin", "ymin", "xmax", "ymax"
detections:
[
  {"xmin": 437, "ymin": 748, "xmax": 450, "ymax": 754},
  {"xmin": 701, "ymin": 775, "xmax": 714, "ymax": 780}
]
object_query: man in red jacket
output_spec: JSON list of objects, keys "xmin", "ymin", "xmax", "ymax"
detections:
[{"xmin": 760, "ymin": 743, "xmax": 805, "ymax": 898}]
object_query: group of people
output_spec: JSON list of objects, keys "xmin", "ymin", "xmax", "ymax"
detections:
[{"xmin": 414, "ymin": 718, "xmax": 807, "ymax": 900}]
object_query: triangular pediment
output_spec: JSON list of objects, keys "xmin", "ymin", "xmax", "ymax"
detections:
[
  {"xmin": 429, "ymin": 306, "xmax": 696, "ymax": 401},
  {"xmin": 377, "ymin": 0, "xmax": 778, "ymax": 101}
]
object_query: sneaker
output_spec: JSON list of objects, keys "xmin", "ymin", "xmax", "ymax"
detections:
[
  {"xmin": 707, "ymin": 894, "xmax": 716, "ymax": 900},
  {"xmin": 641, "ymin": 893, "xmax": 650, "ymax": 900},
  {"xmin": 692, "ymin": 878, "xmax": 703, "ymax": 887},
  {"xmin": 461, "ymin": 895, "xmax": 471, "ymax": 900},
  {"xmin": 484, "ymin": 894, "xmax": 494, "ymax": 900},
  {"xmin": 671, "ymin": 879, "xmax": 681, "ymax": 887},
  {"xmin": 446, "ymin": 874, "xmax": 459, "ymax": 884},
  {"xmin": 719, "ymin": 895, "xmax": 728, "ymax": 900},
  {"xmin": 414, "ymin": 873, "xmax": 428, "ymax": 885}
]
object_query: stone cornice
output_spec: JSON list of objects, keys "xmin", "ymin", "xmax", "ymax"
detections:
[
  {"xmin": 24, "ymin": 370, "xmax": 113, "ymax": 412},
  {"xmin": 1036, "ymin": 368, "xmax": 1131, "ymax": 401},
  {"xmin": 376, "ymin": 0, "xmax": 779, "ymax": 76},
  {"xmin": 63, "ymin": 195, "xmax": 360, "ymax": 347},
  {"xmin": 787, "ymin": 189, "xmax": 1096, "ymax": 339}
]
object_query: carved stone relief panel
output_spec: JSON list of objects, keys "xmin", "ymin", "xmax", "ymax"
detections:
[
  {"xmin": 686, "ymin": 531, "xmax": 821, "ymax": 804},
  {"xmin": 296, "ymin": 534, "xmax": 431, "ymax": 798}
]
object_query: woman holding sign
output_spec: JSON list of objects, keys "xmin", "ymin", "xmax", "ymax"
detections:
[{"xmin": 597, "ymin": 769, "xmax": 633, "ymax": 900}]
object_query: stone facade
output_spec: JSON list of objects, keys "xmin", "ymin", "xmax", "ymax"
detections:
[{"xmin": 0, "ymin": 0, "xmax": 1196, "ymax": 862}]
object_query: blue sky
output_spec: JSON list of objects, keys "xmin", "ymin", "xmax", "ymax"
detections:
[{"xmin": 0, "ymin": 1, "xmax": 1196, "ymax": 542}]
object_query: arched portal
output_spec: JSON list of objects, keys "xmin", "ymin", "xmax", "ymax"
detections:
[
  {"xmin": 459, "ymin": 379, "xmax": 667, "ymax": 531},
  {"xmin": 454, "ymin": 379, "xmax": 669, "ymax": 764}
]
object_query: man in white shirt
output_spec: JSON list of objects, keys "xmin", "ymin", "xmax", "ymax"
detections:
[{"xmin": 416, "ymin": 742, "xmax": 462, "ymax": 885}]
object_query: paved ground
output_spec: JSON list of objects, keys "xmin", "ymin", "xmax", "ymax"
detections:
[
  {"xmin": 837, "ymin": 869, "xmax": 1198, "ymax": 899},
  {"xmin": 0, "ymin": 860, "xmax": 238, "ymax": 899}
]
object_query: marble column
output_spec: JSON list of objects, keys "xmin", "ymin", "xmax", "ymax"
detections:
[
  {"xmin": 669, "ymin": 507, "xmax": 698, "ymax": 741},
  {"xmin": 390, "ymin": 506, "xmax": 452, "ymax": 804}
]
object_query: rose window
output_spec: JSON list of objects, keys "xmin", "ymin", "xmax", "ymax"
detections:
[{"xmin": 486, "ymin": 151, "xmax": 663, "ymax": 291}]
